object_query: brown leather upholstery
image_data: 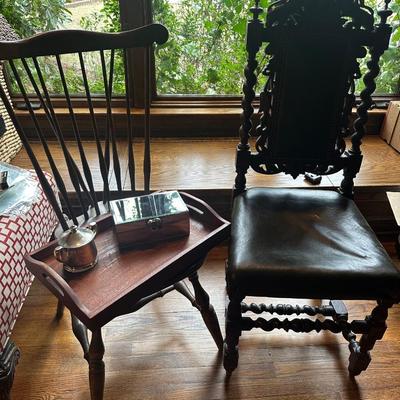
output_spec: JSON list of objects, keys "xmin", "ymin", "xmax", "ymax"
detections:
[{"xmin": 228, "ymin": 188, "xmax": 400, "ymax": 300}]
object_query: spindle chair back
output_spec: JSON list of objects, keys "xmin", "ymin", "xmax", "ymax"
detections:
[
  {"xmin": 0, "ymin": 25, "xmax": 228, "ymax": 400},
  {"xmin": 0, "ymin": 24, "xmax": 167, "ymax": 230}
]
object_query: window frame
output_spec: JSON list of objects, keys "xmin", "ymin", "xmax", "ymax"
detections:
[
  {"xmin": 122, "ymin": 0, "xmax": 399, "ymax": 106},
  {"xmin": 8, "ymin": 0, "xmax": 400, "ymax": 138}
]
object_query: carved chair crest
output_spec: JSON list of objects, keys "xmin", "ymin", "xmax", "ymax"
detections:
[{"xmin": 236, "ymin": 0, "xmax": 393, "ymax": 196}]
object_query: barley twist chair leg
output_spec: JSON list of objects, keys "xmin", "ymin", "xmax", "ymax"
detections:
[
  {"xmin": 348, "ymin": 299, "xmax": 393, "ymax": 376},
  {"xmin": 223, "ymin": 292, "xmax": 243, "ymax": 375}
]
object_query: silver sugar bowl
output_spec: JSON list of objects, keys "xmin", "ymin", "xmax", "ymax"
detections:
[{"xmin": 54, "ymin": 222, "xmax": 98, "ymax": 273}]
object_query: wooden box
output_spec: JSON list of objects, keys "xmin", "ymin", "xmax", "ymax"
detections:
[
  {"xmin": 389, "ymin": 107, "xmax": 400, "ymax": 153},
  {"xmin": 380, "ymin": 101, "xmax": 400, "ymax": 150},
  {"xmin": 110, "ymin": 191, "xmax": 190, "ymax": 247}
]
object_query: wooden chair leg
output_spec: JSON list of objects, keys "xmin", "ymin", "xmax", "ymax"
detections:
[
  {"xmin": 0, "ymin": 341, "xmax": 19, "ymax": 400},
  {"xmin": 88, "ymin": 329, "xmax": 105, "ymax": 400},
  {"xmin": 71, "ymin": 313, "xmax": 89, "ymax": 360},
  {"xmin": 188, "ymin": 271, "xmax": 224, "ymax": 351},
  {"xmin": 56, "ymin": 299, "xmax": 65, "ymax": 320},
  {"xmin": 174, "ymin": 281, "xmax": 200, "ymax": 310},
  {"xmin": 348, "ymin": 299, "xmax": 393, "ymax": 376},
  {"xmin": 223, "ymin": 293, "xmax": 243, "ymax": 374}
]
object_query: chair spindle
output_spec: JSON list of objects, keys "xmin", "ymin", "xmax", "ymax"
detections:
[
  {"xmin": 100, "ymin": 49, "xmax": 122, "ymax": 194},
  {"xmin": 55, "ymin": 54, "xmax": 100, "ymax": 215},
  {"xmin": 32, "ymin": 56, "xmax": 90, "ymax": 220},
  {"xmin": 11, "ymin": 59, "xmax": 78, "ymax": 224},
  {"xmin": 143, "ymin": 45, "xmax": 151, "ymax": 193},
  {"xmin": 78, "ymin": 52, "xmax": 110, "ymax": 206},
  {"xmin": 0, "ymin": 82, "xmax": 68, "ymax": 230},
  {"xmin": 123, "ymin": 48, "xmax": 135, "ymax": 193}
]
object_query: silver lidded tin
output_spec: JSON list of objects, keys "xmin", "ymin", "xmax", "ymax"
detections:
[
  {"xmin": 110, "ymin": 191, "xmax": 190, "ymax": 248},
  {"xmin": 54, "ymin": 222, "xmax": 98, "ymax": 273}
]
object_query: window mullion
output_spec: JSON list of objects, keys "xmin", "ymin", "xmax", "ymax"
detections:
[{"xmin": 119, "ymin": 0, "xmax": 153, "ymax": 108}]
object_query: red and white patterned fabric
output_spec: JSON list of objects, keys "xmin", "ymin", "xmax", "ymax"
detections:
[{"xmin": 0, "ymin": 171, "xmax": 58, "ymax": 352}]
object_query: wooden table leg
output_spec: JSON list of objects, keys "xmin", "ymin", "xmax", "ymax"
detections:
[
  {"xmin": 71, "ymin": 313, "xmax": 89, "ymax": 360},
  {"xmin": 189, "ymin": 271, "xmax": 223, "ymax": 350},
  {"xmin": 88, "ymin": 329, "xmax": 105, "ymax": 400},
  {"xmin": 0, "ymin": 340, "xmax": 20, "ymax": 400},
  {"xmin": 56, "ymin": 299, "xmax": 65, "ymax": 320}
]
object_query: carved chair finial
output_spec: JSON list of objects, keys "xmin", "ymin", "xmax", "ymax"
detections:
[
  {"xmin": 378, "ymin": 0, "xmax": 393, "ymax": 24},
  {"xmin": 251, "ymin": 0, "xmax": 263, "ymax": 21}
]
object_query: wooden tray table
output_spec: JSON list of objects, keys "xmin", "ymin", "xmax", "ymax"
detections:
[
  {"xmin": 25, "ymin": 192, "xmax": 230, "ymax": 330},
  {"xmin": 24, "ymin": 192, "xmax": 230, "ymax": 400}
]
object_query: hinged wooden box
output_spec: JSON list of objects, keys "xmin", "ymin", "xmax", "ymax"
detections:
[
  {"xmin": 380, "ymin": 101, "xmax": 400, "ymax": 153},
  {"xmin": 110, "ymin": 191, "xmax": 190, "ymax": 247}
]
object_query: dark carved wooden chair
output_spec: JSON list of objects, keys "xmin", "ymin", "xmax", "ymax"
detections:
[
  {"xmin": 224, "ymin": 0, "xmax": 400, "ymax": 377},
  {"xmin": 0, "ymin": 25, "xmax": 229, "ymax": 399}
]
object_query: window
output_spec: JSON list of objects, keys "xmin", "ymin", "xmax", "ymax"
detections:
[
  {"xmin": 2, "ymin": 0, "xmax": 399, "ymax": 138},
  {"xmin": 153, "ymin": 0, "xmax": 256, "ymax": 95},
  {"xmin": 5, "ymin": 0, "xmax": 399, "ymax": 98}
]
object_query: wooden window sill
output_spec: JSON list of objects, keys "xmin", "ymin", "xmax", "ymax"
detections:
[
  {"xmin": 15, "ymin": 106, "xmax": 386, "ymax": 138},
  {"xmin": 12, "ymin": 135, "xmax": 400, "ymax": 235}
]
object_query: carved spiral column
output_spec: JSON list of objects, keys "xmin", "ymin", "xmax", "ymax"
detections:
[
  {"xmin": 223, "ymin": 294, "xmax": 244, "ymax": 374},
  {"xmin": 234, "ymin": 1, "xmax": 263, "ymax": 195},
  {"xmin": 340, "ymin": 1, "xmax": 392, "ymax": 198},
  {"xmin": 348, "ymin": 299, "xmax": 393, "ymax": 376}
]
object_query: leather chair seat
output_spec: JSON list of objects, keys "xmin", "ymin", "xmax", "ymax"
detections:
[{"xmin": 228, "ymin": 188, "xmax": 400, "ymax": 300}]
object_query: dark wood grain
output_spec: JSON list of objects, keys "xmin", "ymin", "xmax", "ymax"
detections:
[{"xmin": 13, "ymin": 106, "xmax": 385, "ymax": 139}]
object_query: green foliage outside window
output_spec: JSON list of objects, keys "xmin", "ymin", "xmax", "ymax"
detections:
[
  {"xmin": 0, "ymin": 0, "xmax": 399, "ymax": 96},
  {"xmin": 153, "ymin": 0, "xmax": 267, "ymax": 94},
  {"xmin": 82, "ymin": 0, "xmax": 400, "ymax": 95},
  {"xmin": 0, "ymin": 0, "xmax": 71, "ymax": 37},
  {"xmin": 361, "ymin": 0, "xmax": 400, "ymax": 94}
]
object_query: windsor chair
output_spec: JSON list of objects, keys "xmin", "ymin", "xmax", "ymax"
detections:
[
  {"xmin": 0, "ymin": 24, "xmax": 229, "ymax": 400},
  {"xmin": 224, "ymin": 0, "xmax": 400, "ymax": 378}
]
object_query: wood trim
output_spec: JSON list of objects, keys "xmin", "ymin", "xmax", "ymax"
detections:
[
  {"xmin": 12, "ymin": 95, "xmax": 127, "ymax": 109},
  {"xmin": 119, "ymin": 0, "xmax": 154, "ymax": 108},
  {"xmin": 15, "ymin": 107, "xmax": 385, "ymax": 138}
]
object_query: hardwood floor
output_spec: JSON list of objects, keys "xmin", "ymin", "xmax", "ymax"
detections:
[
  {"xmin": 11, "ymin": 136, "xmax": 400, "ymax": 191},
  {"xmin": 10, "ymin": 246, "xmax": 400, "ymax": 400},
  {"xmin": 9, "ymin": 136, "xmax": 400, "ymax": 398}
]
